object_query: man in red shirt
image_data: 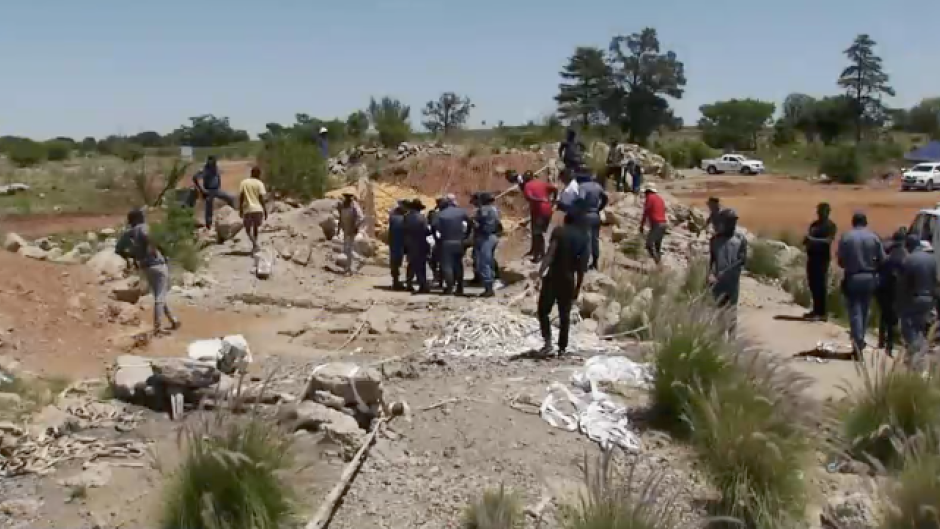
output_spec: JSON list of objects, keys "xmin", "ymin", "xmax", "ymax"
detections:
[
  {"xmin": 639, "ymin": 184, "xmax": 668, "ymax": 265},
  {"xmin": 522, "ymin": 171, "xmax": 558, "ymax": 263}
]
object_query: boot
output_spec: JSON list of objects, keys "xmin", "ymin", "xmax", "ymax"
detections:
[
  {"xmin": 392, "ymin": 279, "xmax": 405, "ymax": 291},
  {"xmin": 480, "ymin": 287, "xmax": 495, "ymax": 298}
]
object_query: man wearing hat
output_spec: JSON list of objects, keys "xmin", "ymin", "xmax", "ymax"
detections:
[
  {"xmin": 899, "ymin": 232, "xmax": 937, "ymax": 370},
  {"xmin": 432, "ymin": 194, "xmax": 471, "ymax": 295},
  {"xmin": 387, "ymin": 200, "xmax": 408, "ymax": 290},
  {"xmin": 837, "ymin": 212, "xmax": 886, "ymax": 355},
  {"xmin": 473, "ymin": 192, "xmax": 503, "ymax": 297},
  {"xmin": 428, "ymin": 197, "xmax": 449, "ymax": 288},
  {"xmin": 404, "ymin": 199, "xmax": 431, "ymax": 294},
  {"xmin": 708, "ymin": 208, "xmax": 748, "ymax": 335},
  {"xmin": 639, "ymin": 184, "xmax": 667, "ymax": 266},
  {"xmin": 338, "ymin": 193, "xmax": 364, "ymax": 275}
]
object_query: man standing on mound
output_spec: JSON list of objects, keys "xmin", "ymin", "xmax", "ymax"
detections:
[{"xmin": 238, "ymin": 167, "xmax": 268, "ymax": 254}]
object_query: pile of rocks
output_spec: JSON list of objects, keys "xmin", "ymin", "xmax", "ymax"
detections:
[
  {"xmin": 327, "ymin": 141, "xmax": 459, "ymax": 176},
  {"xmin": 587, "ymin": 141, "xmax": 674, "ymax": 178},
  {"xmin": 3, "ymin": 229, "xmax": 110, "ymax": 265}
]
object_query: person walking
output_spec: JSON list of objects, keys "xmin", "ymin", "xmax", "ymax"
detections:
[
  {"xmin": 521, "ymin": 171, "xmax": 557, "ymax": 263},
  {"xmin": 876, "ymin": 228, "xmax": 908, "ymax": 357},
  {"xmin": 899, "ymin": 234, "xmax": 937, "ymax": 371},
  {"xmin": 803, "ymin": 202, "xmax": 838, "ymax": 321},
  {"xmin": 577, "ymin": 171, "xmax": 608, "ymax": 270},
  {"xmin": 387, "ymin": 200, "xmax": 407, "ymax": 291},
  {"xmin": 558, "ymin": 128, "xmax": 584, "ymax": 172},
  {"xmin": 473, "ymin": 192, "xmax": 503, "ymax": 298},
  {"xmin": 640, "ymin": 184, "xmax": 667, "ymax": 266},
  {"xmin": 116, "ymin": 209, "xmax": 180, "ymax": 335},
  {"xmin": 238, "ymin": 167, "xmax": 268, "ymax": 254},
  {"xmin": 630, "ymin": 161, "xmax": 644, "ymax": 203},
  {"xmin": 603, "ymin": 138, "xmax": 624, "ymax": 191},
  {"xmin": 192, "ymin": 156, "xmax": 235, "ymax": 229},
  {"xmin": 338, "ymin": 193, "xmax": 364, "ymax": 275},
  {"xmin": 708, "ymin": 208, "xmax": 748, "ymax": 336},
  {"xmin": 536, "ymin": 199, "xmax": 590, "ymax": 357},
  {"xmin": 432, "ymin": 195, "xmax": 471, "ymax": 295},
  {"xmin": 837, "ymin": 212, "xmax": 886, "ymax": 355},
  {"xmin": 404, "ymin": 199, "xmax": 431, "ymax": 294}
]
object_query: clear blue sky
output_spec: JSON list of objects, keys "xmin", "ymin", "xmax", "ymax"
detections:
[{"xmin": 1, "ymin": 0, "xmax": 937, "ymax": 140}]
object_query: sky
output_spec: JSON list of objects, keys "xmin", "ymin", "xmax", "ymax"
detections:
[{"xmin": 1, "ymin": 0, "xmax": 937, "ymax": 140}]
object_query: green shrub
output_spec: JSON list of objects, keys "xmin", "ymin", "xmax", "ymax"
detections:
[
  {"xmin": 619, "ymin": 233, "xmax": 644, "ymax": 260},
  {"xmin": 258, "ymin": 138, "xmax": 330, "ymax": 200},
  {"xmin": 151, "ymin": 203, "xmax": 200, "ymax": 272},
  {"xmin": 463, "ymin": 485, "xmax": 523, "ymax": 529},
  {"xmin": 686, "ymin": 141, "xmax": 719, "ymax": 169},
  {"xmin": 654, "ymin": 140, "xmax": 717, "ymax": 169},
  {"xmin": 117, "ymin": 143, "xmax": 145, "ymax": 163},
  {"xmin": 746, "ymin": 240, "xmax": 783, "ymax": 280},
  {"xmin": 820, "ymin": 145, "xmax": 867, "ymax": 184},
  {"xmin": 7, "ymin": 139, "xmax": 47, "ymax": 167},
  {"xmin": 561, "ymin": 452, "xmax": 679, "ymax": 529},
  {"xmin": 882, "ymin": 434, "xmax": 940, "ymax": 529},
  {"xmin": 840, "ymin": 360, "xmax": 940, "ymax": 469},
  {"xmin": 44, "ymin": 140, "xmax": 72, "ymax": 162},
  {"xmin": 160, "ymin": 407, "xmax": 295, "ymax": 529}
]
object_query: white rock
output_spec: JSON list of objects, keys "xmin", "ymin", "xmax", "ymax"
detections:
[
  {"xmin": 3, "ymin": 233, "xmax": 26, "ymax": 253},
  {"xmin": 579, "ymin": 292, "xmax": 607, "ymax": 317},
  {"xmin": 353, "ymin": 233, "xmax": 377, "ymax": 258},
  {"xmin": 72, "ymin": 242, "xmax": 93, "ymax": 254},
  {"xmin": 99, "ymin": 228, "xmax": 116, "ymax": 237},
  {"xmin": 109, "ymin": 355, "xmax": 154, "ymax": 400},
  {"xmin": 18, "ymin": 246, "xmax": 48, "ymax": 261},
  {"xmin": 87, "ymin": 249, "xmax": 127, "ymax": 280},
  {"xmin": 214, "ymin": 205, "xmax": 243, "ymax": 243},
  {"xmin": 304, "ymin": 362, "xmax": 383, "ymax": 407}
]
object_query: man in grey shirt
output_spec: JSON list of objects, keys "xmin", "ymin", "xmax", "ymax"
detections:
[
  {"xmin": 115, "ymin": 209, "xmax": 180, "ymax": 335},
  {"xmin": 432, "ymin": 196, "xmax": 471, "ymax": 296},
  {"xmin": 837, "ymin": 212, "xmax": 886, "ymax": 355},
  {"xmin": 708, "ymin": 208, "xmax": 748, "ymax": 336},
  {"xmin": 577, "ymin": 172, "xmax": 609, "ymax": 270},
  {"xmin": 898, "ymin": 234, "xmax": 937, "ymax": 370}
]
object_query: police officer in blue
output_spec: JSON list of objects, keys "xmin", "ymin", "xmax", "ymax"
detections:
[
  {"xmin": 899, "ymin": 233, "xmax": 937, "ymax": 370},
  {"xmin": 577, "ymin": 168, "xmax": 609, "ymax": 270},
  {"xmin": 403, "ymin": 199, "xmax": 431, "ymax": 294},
  {"xmin": 432, "ymin": 195, "xmax": 471, "ymax": 295},
  {"xmin": 428, "ymin": 197, "xmax": 448, "ymax": 289},
  {"xmin": 473, "ymin": 192, "xmax": 503, "ymax": 298},
  {"xmin": 387, "ymin": 200, "xmax": 407, "ymax": 291},
  {"xmin": 837, "ymin": 212, "xmax": 886, "ymax": 355}
]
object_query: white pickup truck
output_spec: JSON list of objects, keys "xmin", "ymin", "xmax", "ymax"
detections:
[{"xmin": 701, "ymin": 154, "xmax": 765, "ymax": 175}]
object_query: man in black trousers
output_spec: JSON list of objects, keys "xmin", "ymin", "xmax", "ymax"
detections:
[{"xmin": 803, "ymin": 202, "xmax": 838, "ymax": 321}]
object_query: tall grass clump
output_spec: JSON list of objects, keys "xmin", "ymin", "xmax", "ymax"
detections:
[
  {"xmin": 560, "ymin": 452, "xmax": 680, "ymax": 529},
  {"xmin": 610, "ymin": 270, "xmax": 675, "ymax": 340},
  {"xmin": 745, "ymin": 240, "xmax": 783, "ymax": 280},
  {"xmin": 151, "ymin": 202, "xmax": 200, "ymax": 272},
  {"xmin": 258, "ymin": 138, "xmax": 330, "ymax": 200},
  {"xmin": 679, "ymin": 257, "xmax": 710, "ymax": 300},
  {"xmin": 160, "ymin": 407, "xmax": 295, "ymax": 529},
  {"xmin": 839, "ymin": 360, "xmax": 940, "ymax": 469},
  {"xmin": 463, "ymin": 485, "xmax": 523, "ymax": 529},
  {"xmin": 881, "ymin": 434, "xmax": 940, "ymax": 529}
]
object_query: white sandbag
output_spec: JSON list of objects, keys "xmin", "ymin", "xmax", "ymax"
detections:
[
  {"xmin": 186, "ymin": 335, "xmax": 253, "ymax": 375},
  {"xmin": 570, "ymin": 355, "xmax": 652, "ymax": 397}
]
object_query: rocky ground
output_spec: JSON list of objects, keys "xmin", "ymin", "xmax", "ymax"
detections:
[{"xmin": 0, "ymin": 158, "xmax": 882, "ymax": 529}]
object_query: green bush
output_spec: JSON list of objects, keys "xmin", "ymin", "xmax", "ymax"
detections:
[
  {"xmin": 160, "ymin": 407, "xmax": 295, "ymax": 529},
  {"xmin": 654, "ymin": 140, "xmax": 717, "ymax": 169},
  {"xmin": 820, "ymin": 145, "xmax": 867, "ymax": 184},
  {"xmin": 258, "ymin": 138, "xmax": 330, "ymax": 200},
  {"xmin": 463, "ymin": 485, "xmax": 523, "ymax": 529},
  {"xmin": 44, "ymin": 140, "xmax": 72, "ymax": 162},
  {"xmin": 882, "ymin": 434, "xmax": 940, "ymax": 529},
  {"xmin": 117, "ymin": 143, "xmax": 145, "ymax": 163},
  {"xmin": 151, "ymin": 203, "xmax": 200, "ymax": 272},
  {"xmin": 7, "ymin": 139, "xmax": 47, "ymax": 167},
  {"xmin": 746, "ymin": 240, "xmax": 783, "ymax": 280}
]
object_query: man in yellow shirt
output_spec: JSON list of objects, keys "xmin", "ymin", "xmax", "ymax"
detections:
[{"xmin": 238, "ymin": 167, "xmax": 268, "ymax": 253}]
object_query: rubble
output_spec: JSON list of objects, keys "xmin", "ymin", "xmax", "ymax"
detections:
[
  {"xmin": 214, "ymin": 205, "xmax": 244, "ymax": 243},
  {"xmin": 304, "ymin": 362, "xmax": 384, "ymax": 410},
  {"xmin": 3, "ymin": 233, "xmax": 26, "ymax": 253},
  {"xmin": 86, "ymin": 249, "xmax": 127, "ymax": 281}
]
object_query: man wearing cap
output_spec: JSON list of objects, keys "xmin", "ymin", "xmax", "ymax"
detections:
[
  {"xmin": 387, "ymin": 200, "xmax": 408, "ymax": 290},
  {"xmin": 432, "ymin": 195, "xmax": 471, "ymax": 295},
  {"xmin": 338, "ymin": 193, "xmax": 364, "ymax": 275},
  {"xmin": 473, "ymin": 192, "xmax": 503, "ymax": 297},
  {"xmin": 837, "ymin": 212, "xmax": 886, "ymax": 355},
  {"xmin": 708, "ymin": 208, "xmax": 748, "ymax": 335},
  {"xmin": 803, "ymin": 202, "xmax": 838, "ymax": 321},
  {"xmin": 640, "ymin": 184, "xmax": 667, "ymax": 266},
  {"xmin": 116, "ymin": 209, "xmax": 180, "ymax": 335},
  {"xmin": 521, "ymin": 170, "xmax": 557, "ymax": 263},
  {"xmin": 898, "ymin": 233, "xmax": 937, "ymax": 370},
  {"xmin": 577, "ymin": 170, "xmax": 608, "ymax": 270},
  {"xmin": 404, "ymin": 199, "xmax": 431, "ymax": 294}
]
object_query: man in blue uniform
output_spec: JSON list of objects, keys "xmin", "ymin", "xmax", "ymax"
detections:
[
  {"xmin": 432, "ymin": 196, "xmax": 472, "ymax": 295},
  {"xmin": 404, "ymin": 199, "xmax": 431, "ymax": 294},
  {"xmin": 387, "ymin": 200, "xmax": 407, "ymax": 291},
  {"xmin": 899, "ymin": 234, "xmax": 937, "ymax": 370},
  {"xmin": 473, "ymin": 192, "xmax": 503, "ymax": 298},
  {"xmin": 837, "ymin": 212, "xmax": 886, "ymax": 355},
  {"xmin": 577, "ymin": 172, "xmax": 608, "ymax": 270}
]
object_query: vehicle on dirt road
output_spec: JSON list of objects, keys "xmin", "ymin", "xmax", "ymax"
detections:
[
  {"xmin": 908, "ymin": 203, "xmax": 940, "ymax": 281},
  {"xmin": 701, "ymin": 154, "xmax": 765, "ymax": 175},
  {"xmin": 901, "ymin": 162, "xmax": 940, "ymax": 192}
]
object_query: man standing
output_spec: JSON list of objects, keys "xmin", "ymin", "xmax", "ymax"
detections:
[
  {"xmin": 708, "ymin": 208, "xmax": 748, "ymax": 335},
  {"xmin": 630, "ymin": 161, "xmax": 644, "ymax": 203},
  {"xmin": 803, "ymin": 203, "xmax": 838, "ymax": 321},
  {"xmin": 432, "ymin": 195, "xmax": 471, "ymax": 295},
  {"xmin": 537, "ymin": 200, "xmax": 590, "ymax": 357},
  {"xmin": 557, "ymin": 168, "xmax": 580, "ymax": 213},
  {"xmin": 192, "ymin": 156, "xmax": 235, "ymax": 229},
  {"xmin": 877, "ymin": 229, "xmax": 908, "ymax": 357},
  {"xmin": 558, "ymin": 128, "xmax": 584, "ymax": 172},
  {"xmin": 428, "ymin": 197, "xmax": 447, "ymax": 288},
  {"xmin": 640, "ymin": 184, "xmax": 667, "ymax": 266},
  {"xmin": 116, "ymin": 209, "xmax": 180, "ymax": 335},
  {"xmin": 899, "ymin": 234, "xmax": 937, "ymax": 371},
  {"xmin": 473, "ymin": 192, "xmax": 502, "ymax": 298},
  {"xmin": 702, "ymin": 197, "xmax": 722, "ymax": 237},
  {"xmin": 404, "ymin": 199, "xmax": 431, "ymax": 294},
  {"xmin": 602, "ymin": 138, "xmax": 623, "ymax": 191},
  {"xmin": 338, "ymin": 193, "xmax": 364, "ymax": 275},
  {"xmin": 837, "ymin": 212, "xmax": 886, "ymax": 355},
  {"xmin": 521, "ymin": 171, "xmax": 557, "ymax": 263},
  {"xmin": 577, "ymin": 172, "xmax": 608, "ymax": 270},
  {"xmin": 317, "ymin": 127, "xmax": 329, "ymax": 158},
  {"xmin": 388, "ymin": 200, "xmax": 407, "ymax": 291},
  {"xmin": 238, "ymin": 167, "xmax": 268, "ymax": 254}
]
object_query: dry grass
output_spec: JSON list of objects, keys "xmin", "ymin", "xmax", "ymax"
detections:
[
  {"xmin": 881, "ymin": 433, "xmax": 940, "ymax": 529},
  {"xmin": 463, "ymin": 485, "xmax": 524, "ymax": 529},
  {"xmin": 0, "ymin": 374, "xmax": 71, "ymax": 419},
  {"xmin": 745, "ymin": 240, "xmax": 783, "ymax": 280}
]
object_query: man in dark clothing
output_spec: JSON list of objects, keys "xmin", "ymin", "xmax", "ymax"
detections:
[
  {"xmin": 428, "ymin": 197, "xmax": 448, "ymax": 288},
  {"xmin": 317, "ymin": 127, "xmax": 329, "ymax": 158},
  {"xmin": 702, "ymin": 197, "xmax": 721, "ymax": 238},
  {"xmin": 630, "ymin": 162, "xmax": 643, "ymax": 202},
  {"xmin": 404, "ymin": 199, "xmax": 431, "ymax": 294},
  {"xmin": 522, "ymin": 171, "xmax": 557, "ymax": 263},
  {"xmin": 577, "ymin": 172, "xmax": 608, "ymax": 269},
  {"xmin": 192, "ymin": 156, "xmax": 235, "ymax": 229},
  {"xmin": 837, "ymin": 212, "xmax": 887, "ymax": 354},
  {"xmin": 603, "ymin": 139, "xmax": 623, "ymax": 191},
  {"xmin": 899, "ymin": 234, "xmax": 937, "ymax": 371},
  {"xmin": 537, "ymin": 200, "xmax": 590, "ymax": 357},
  {"xmin": 558, "ymin": 129, "xmax": 585, "ymax": 172},
  {"xmin": 709, "ymin": 208, "xmax": 748, "ymax": 336},
  {"xmin": 116, "ymin": 209, "xmax": 180, "ymax": 335},
  {"xmin": 432, "ymin": 196, "xmax": 471, "ymax": 295},
  {"xmin": 473, "ymin": 192, "xmax": 503, "ymax": 298},
  {"xmin": 387, "ymin": 201, "xmax": 407, "ymax": 291},
  {"xmin": 876, "ymin": 228, "xmax": 908, "ymax": 356},
  {"xmin": 803, "ymin": 203, "xmax": 838, "ymax": 321}
]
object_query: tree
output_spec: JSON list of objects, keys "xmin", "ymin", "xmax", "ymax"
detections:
[
  {"xmin": 781, "ymin": 93, "xmax": 818, "ymax": 142},
  {"xmin": 698, "ymin": 99, "xmax": 776, "ymax": 150},
  {"xmin": 907, "ymin": 98, "xmax": 940, "ymax": 138},
  {"xmin": 79, "ymin": 137, "xmax": 97, "ymax": 153},
  {"xmin": 606, "ymin": 28, "xmax": 687, "ymax": 145},
  {"xmin": 172, "ymin": 115, "xmax": 250, "ymax": 147},
  {"xmin": 345, "ymin": 110, "xmax": 370, "ymax": 140},
  {"xmin": 422, "ymin": 92, "xmax": 473, "ymax": 135},
  {"xmin": 813, "ymin": 96, "xmax": 856, "ymax": 145},
  {"xmin": 130, "ymin": 131, "xmax": 164, "ymax": 147},
  {"xmin": 555, "ymin": 47, "xmax": 613, "ymax": 128},
  {"xmin": 367, "ymin": 96, "xmax": 411, "ymax": 147},
  {"xmin": 44, "ymin": 140, "xmax": 72, "ymax": 162},
  {"xmin": 838, "ymin": 34, "xmax": 895, "ymax": 143}
]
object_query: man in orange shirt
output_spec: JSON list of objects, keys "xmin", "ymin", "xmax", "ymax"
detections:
[{"xmin": 639, "ymin": 184, "xmax": 667, "ymax": 265}]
